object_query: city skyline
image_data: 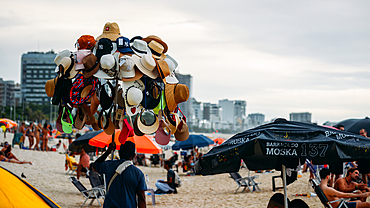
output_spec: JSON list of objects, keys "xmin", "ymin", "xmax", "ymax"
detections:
[{"xmin": 1, "ymin": 1, "xmax": 369, "ymax": 124}]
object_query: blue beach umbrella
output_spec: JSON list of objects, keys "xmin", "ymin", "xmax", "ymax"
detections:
[{"xmin": 172, "ymin": 134, "xmax": 214, "ymax": 150}]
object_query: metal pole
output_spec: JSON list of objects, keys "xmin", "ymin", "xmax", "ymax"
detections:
[{"xmin": 282, "ymin": 164, "xmax": 288, "ymax": 208}]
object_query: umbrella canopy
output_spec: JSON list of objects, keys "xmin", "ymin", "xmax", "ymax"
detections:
[
  {"xmin": 69, "ymin": 130, "xmax": 104, "ymax": 153},
  {"xmin": 172, "ymin": 134, "xmax": 214, "ymax": 150},
  {"xmin": 73, "ymin": 130, "xmax": 103, "ymax": 146},
  {"xmin": 213, "ymin": 137, "xmax": 226, "ymax": 145},
  {"xmin": 335, "ymin": 117, "xmax": 370, "ymax": 135},
  {"xmin": 0, "ymin": 122, "xmax": 6, "ymax": 131},
  {"xmin": 127, "ymin": 135, "xmax": 162, "ymax": 154},
  {"xmin": 197, "ymin": 118, "xmax": 370, "ymax": 175},
  {"xmin": 89, "ymin": 129, "xmax": 121, "ymax": 150},
  {"xmin": 0, "ymin": 166, "xmax": 61, "ymax": 208},
  {"xmin": 0, "ymin": 118, "xmax": 17, "ymax": 128}
]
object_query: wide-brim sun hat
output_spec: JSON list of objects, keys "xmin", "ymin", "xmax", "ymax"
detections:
[
  {"xmin": 164, "ymin": 54, "xmax": 179, "ymax": 84},
  {"xmin": 155, "ymin": 59, "xmax": 170, "ymax": 81},
  {"xmin": 54, "ymin": 50, "xmax": 72, "ymax": 73},
  {"xmin": 165, "ymin": 83, "xmax": 189, "ymax": 112},
  {"xmin": 142, "ymin": 35, "xmax": 168, "ymax": 53},
  {"xmin": 132, "ymin": 54, "xmax": 158, "ymax": 79},
  {"xmin": 45, "ymin": 77, "xmax": 58, "ymax": 97},
  {"xmin": 96, "ymin": 22, "xmax": 121, "ymax": 41},
  {"xmin": 59, "ymin": 57, "xmax": 78, "ymax": 79}
]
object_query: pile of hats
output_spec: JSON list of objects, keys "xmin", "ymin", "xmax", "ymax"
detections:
[{"xmin": 45, "ymin": 22, "xmax": 189, "ymax": 145}]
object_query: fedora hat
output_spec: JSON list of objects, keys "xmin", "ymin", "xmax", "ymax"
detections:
[
  {"xmin": 142, "ymin": 35, "xmax": 168, "ymax": 53},
  {"xmin": 137, "ymin": 110, "xmax": 159, "ymax": 135},
  {"xmin": 76, "ymin": 35, "xmax": 96, "ymax": 50},
  {"xmin": 54, "ymin": 50, "xmax": 72, "ymax": 72},
  {"xmin": 93, "ymin": 38, "xmax": 117, "ymax": 60},
  {"xmin": 148, "ymin": 40, "xmax": 166, "ymax": 60},
  {"xmin": 82, "ymin": 54, "xmax": 100, "ymax": 78},
  {"xmin": 59, "ymin": 56, "xmax": 78, "ymax": 79},
  {"xmin": 130, "ymin": 39, "xmax": 151, "ymax": 57},
  {"xmin": 75, "ymin": 50, "xmax": 92, "ymax": 71},
  {"xmin": 94, "ymin": 52, "xmax": 119, "ymax": 79},
  {"xmin": 122, "ymin": 80, "xmax": 144, "ymax": 116},
  {"xmin": 70, "ymin": 74, "xmax": 99, "ymax": 105},
  {"xmin": 164, "ymin": 55, "xmax": 179, "ymax": 84},
  {"xmin": 116, "ymin": 36, "xmax": 134, "ymax": 54},
  {"xmin": 132, "ymin": 54, "xmax": 158, "ymax": 79},
  {"xmin": 165, "ymin": 83, "xmax": 189, "ymax": 112},
  {"xmin": 155, "ymin": 59, "xmax": 170, "ymax": 80},
  {"xmin": 118, "ymin": 55, "xmax": 136, "ymax": 79},
  {"xmin": 96, "ymin": 22, "xmax": 121, "ymax": 41},
  {"xmin": 45, "ymin": 77, "xmax": 58, "ymax": 97}
]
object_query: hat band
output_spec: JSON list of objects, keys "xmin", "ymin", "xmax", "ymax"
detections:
[
  {"xmin": 101, "ymin": 62, "xmax": 118, "ymax": 77},
  {"xmin": 139, "ymin": 59, "xmax": 153, "ymax": 72},
  {"xmin": 85, "ymin": 60, "xmax": 99, "ymax": 73},
  {"xmin": 149, "ymin": 47, "xmax": 162, "ymax": 57},
  {"xmin": 132, "ymin": 46, "xmax": 147, "ymax": 54},
  {"xmin": 64, "ymin": 57, "xmax": 75, "ymax": 78}
]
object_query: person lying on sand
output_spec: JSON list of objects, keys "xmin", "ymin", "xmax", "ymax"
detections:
[
  {"xmin": 3, "ymin": 145, "xmax": 19, "ymax": 161},
  {"xmin": 0, "ymin": 151, "xmax": 33, "ymax": 165}
]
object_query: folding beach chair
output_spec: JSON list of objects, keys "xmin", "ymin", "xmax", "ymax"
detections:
[
  {"xmin": 309, "ymin": 178, "xmax": 349, "ymax": 208},
  {"xmin": 69, "ymin": 176, "xmax": 104, "ymax": 207},
  {"xmin": 229, "ymin": 172, "xmax": 261, "ymax": 193},
  {"xmin": 305, "ymin": 159, "xmax": 321, "ymax": 181},
  {"xmin": 65, "ymin": 154, "xmax": 78, "ymax": 175},
  {"xmin": 88, "ymin": 171, "xmax": 106, "ymax": 198}
]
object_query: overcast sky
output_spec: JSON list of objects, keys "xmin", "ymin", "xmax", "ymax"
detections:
[{"xmin": 1, "ymin": 0, "xmax": 369, "ymax": 124}]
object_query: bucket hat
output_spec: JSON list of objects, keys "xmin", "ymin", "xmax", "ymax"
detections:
[
  {"xmin": 96, "ymin": 22, "xmax": 121, "ymax": 41},
  {"xmin": 93, "ymin": 38, "xmax": 117, "ymax": 60},
  {"xmin": 137, "ymin": 109, "xmax": 159, "ymax": 135},
  {"xmin": 132, "ymin": 54, "xmax": 158, "ymax": 79},
  {"xmin": 165, "ymin": 83, "xmax": 189, "ymax": 112},
  {"xmin": 142, "ymin": 35, "xmax": 168, "ymax": 53},
  {"xmin": 76, "ymin": 35, "xmax": 96, "ymax": 50},
  {"xmin": 116, "ymin": 36, "xmax": 134, "ymax": 54},
  {"xmin": 94, "ymin": 52, "xmax": 119, "ymax": 79},
  {"xmin": 122, "ymin": 80, "xmax": 144, "ymax": 116},
  {"xmin": 148, "ymin": 40, "xmax": 166, "ymax": 60},
  {"xmin": 82, "ymin": 54, "xmax": 100, "ymax": 78},
  {"xmin": 70, "ymin": 74, "xmax": 99, "ymax": 105},
  {"xmin": 75, "ymin": 50, "xmax": 92, "ymax": 71},
  {"xmin": 130, "ymin": 39, "xmax": 151, "ymax": 57}
]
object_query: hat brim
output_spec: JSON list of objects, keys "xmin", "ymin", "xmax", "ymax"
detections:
[
  {"xmin": 122, "ymin": 80, "xmax": 145, "ymax": 116},
  {"xmin": 45, "ymin": 78, "xmax": 58, "ymax": 97},
  {"xmin": 165, "ymin": 73, "xmax": 179, "ymax": 84},
  {"xmin": 142, "ymin": 37, "xmax": 168, "ymax": 53},
  {"xmin": 132, "ymin": 55, "xmax": 158, "ymax": 79},
  {"xmin": 137, "ymin": 111, "xmax": 159, "ymax": 135},
  {"xmin": 130, "ymin": 44, "xmax": 152, "ymax": 58},
  {"xmin": 165, "ymin": 112, "xmax": 180, "ymax": 135},
  {"xmin": 121, "ymin": 66, "xmax": 143, "ymax": 81},
  {"xmin": 165, "ymin": 84, "xmax": 177, "ymax": 112},
  {"xmin": 174, "ymin": 120, "xmax": 189, "ymax": 141},
  {"xmin": 96, "ymin": 33, "xmax": 121, "ymax": 42}
]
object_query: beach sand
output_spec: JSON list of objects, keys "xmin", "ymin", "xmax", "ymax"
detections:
[{"xmin": 1, "ymin": 132, "xmax": 327, "ymax": 207}]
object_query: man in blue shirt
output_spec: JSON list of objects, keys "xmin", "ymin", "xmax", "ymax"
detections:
[
  {"xmin": 92, "ymin": 141, "xmax": 147, "ymax": 208},
  {"xmin": 155, "ymin": 160, "xmax": 177, "ymax": 194}
]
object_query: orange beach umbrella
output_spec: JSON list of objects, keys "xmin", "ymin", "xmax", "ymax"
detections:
[
  {"xmin": 213, "ymin": 137, "xmax": 225, "ymax": 145},
  {"xmin": 89, "ymin": 129, "xmax": 121, "ymax": 149},
  {"xmin": 127, "ymin": 135, "xmax": 162, "ymax": 154}
]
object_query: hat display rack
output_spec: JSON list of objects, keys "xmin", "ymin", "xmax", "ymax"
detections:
[{"xmin": 45, "ymin": 22, "xmax": 190, "ymax": 150}]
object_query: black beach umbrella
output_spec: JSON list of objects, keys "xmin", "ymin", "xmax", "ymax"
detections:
[
  {"xmin": 69, "ymin": 130, "xmax": 104, "ymax": 153},
  {"xmin": 334, "ymin": 117, "xmax": 370, "ymax": 135},
  {"xmin": 196, "ymin": 118, "xmax": 370, "ymax": 208}
]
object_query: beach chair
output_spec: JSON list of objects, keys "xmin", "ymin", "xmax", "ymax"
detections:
[
  {"xmin": 65, "ymin": 154, "xmax": 78, "ymax": 175},
  {"xmin": 272, "ymin": 175, "xmax": 284, "ymax": 192},
  {"xmin": 309, "ymin": 178, "xmax": 349, "ymax": 208},
  {"xmin": 69, "ymin": 176, "xmax": 104, "ymax": 207},
  {"xmin": 229, "ymin": 172, "xmax": 261, "ymax": 194},
  {"xmin": 305, "ymin": 159, "xmax": 321, "ymax": 181},
  {"xmin": 12, "ymin": 132, "xmax": 24, "ymax": 148},
  {"xmin": 88, "ymin": 171, "xmax": 106, "ymax": 198},
  {"xmin": 150, "ymin": 154, "xmax": 160, "ymax": 166}
]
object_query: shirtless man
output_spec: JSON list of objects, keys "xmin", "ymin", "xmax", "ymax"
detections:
[
  {"xmin": 320, "ymin": 168, "xmax": 370, "ymax": 208},
  {"xmin": 335, "ymin": 167, "xmax": 370, "ymax": 202}
]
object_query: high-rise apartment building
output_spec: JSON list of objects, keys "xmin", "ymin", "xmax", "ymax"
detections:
[
  {"xmin": 21, "ymin": 51, "xmax": 57, "ymax": 105},
  {"xmin": 247, "ymin": 113, "xmax": 265, "ymax": 127},
  {"xmin": 175, "ymin": 72, "xmax": 193, "ymax": 123},
  {"xmin": 191, "ymin": 98, "xmax": 203, "ymax": 122},
  {"xmin": 0, "ymin": 78, "xmax": 15, "ymax": 107},
  {"xmin": 218, "ymin": 99, "xmax": 234, "ymax": 124},
  {"xmin": 289, "ymin": 112, "xmax": 312, "ymax": 123}
]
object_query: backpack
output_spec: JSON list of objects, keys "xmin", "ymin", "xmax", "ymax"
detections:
[{"xmin": 174, "ymin": 171, "xmax": 182, "ymax": 187}]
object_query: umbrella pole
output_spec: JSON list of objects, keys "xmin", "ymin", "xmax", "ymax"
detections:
[{"xmin": 282, "ymin": 164, "xmax": 288, "ymax": 208}]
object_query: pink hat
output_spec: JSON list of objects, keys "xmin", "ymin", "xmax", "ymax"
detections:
[{"xmin": 75, "ymin": 50, "xmax": 92, "ymax": 71}]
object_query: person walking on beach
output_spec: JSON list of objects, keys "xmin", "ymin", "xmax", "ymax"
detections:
[
  {"xmin": 320, "ymin": 168, "xmax": 370, "ymax": 208},
  {"xmin": 334, "ymin": 167, "xmax": 370, "ymax": 202},
  {"xmin": 92, "ymin": 141, "xmax": 147, "ymax": 208},
  {"xmin": 41, "ymin": 123, "xmax": 49, "ymax": 151},
  {"xmin": 33, "ymin": 123, "xmax": 42, "ymax": 151}
]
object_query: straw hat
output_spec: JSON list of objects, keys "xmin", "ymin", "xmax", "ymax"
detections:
[
  {"xmin": 54, "ymin": 50, "xmax": 72, "ymax": 68},
  {"xmin": 132, "ymin": 54, "xmax": 158, "ymax": 79},
  {"xmin": 165, "ymin": 112, "xmax": 180, "ymax": 134},
  {"xmin": 96, "ymin": 22, "xmax": 121, "ymax": 41},
  {"xmin": 142, "ymin": 35, "xmax": 168, "ymax": 53},
  {"xmin": 174, "ymin": 119, "xmax": 189, "ymax": 141},
  {"xmin": 155, "ymin": 59, "xmax": 170, "ymax": 80},
  {"xmin": 165, "ymin": 83, "xmax": 189, "ymax": 112},
  {"xmin": 45, "ymin": 77, "xmax": 58, "ymax": 97},
  {"xmin": 137, "ymin": 110, "xmax": 159, "ymax": 135},
  {"xmin": 148, "ymin": 40, "xmax": 166, "ymax": 60},
  {"xmin": 82, "ymin": 54, "xmax": 100, "ymax": 78},
  {"xmin": 59, "ymin": 57, "xmax": 78, "ymax": 79},
  {"xmin": 120, "ymin": 65, "xmax": 144, "ymax": 82}
]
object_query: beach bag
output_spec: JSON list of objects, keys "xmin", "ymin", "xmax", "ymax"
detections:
[{"xmin": 174, "ymin": 171, "xmax": 182, "ymax": 187}]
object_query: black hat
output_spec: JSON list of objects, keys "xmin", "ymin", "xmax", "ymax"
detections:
[{"xmin": 94, "ymin": 38, "xmax": 114, "ymax": 60}]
